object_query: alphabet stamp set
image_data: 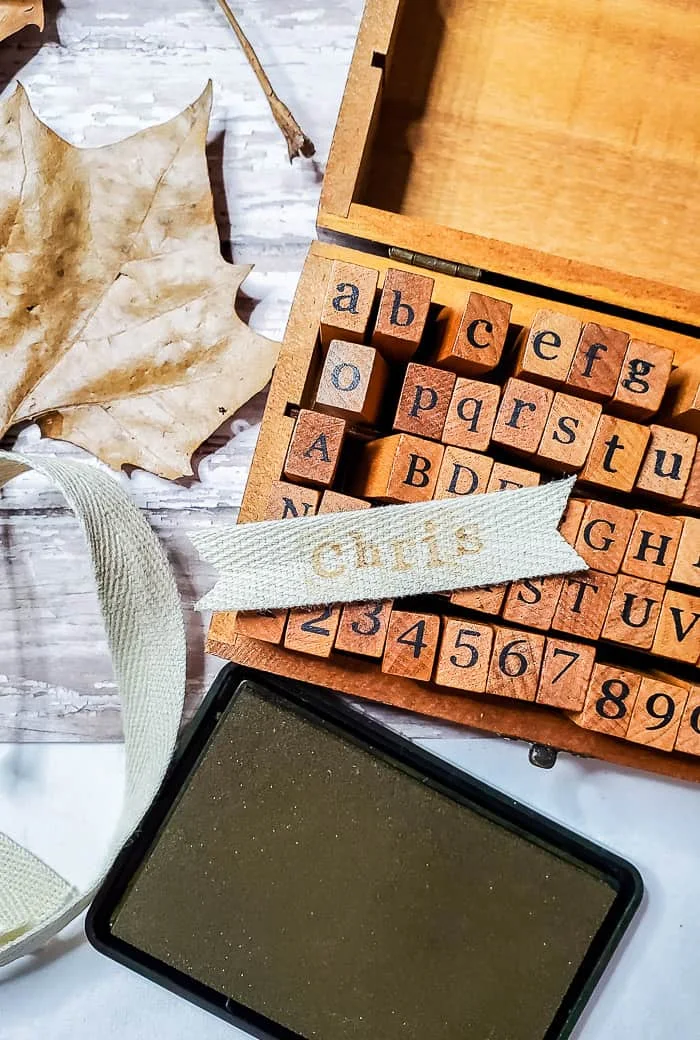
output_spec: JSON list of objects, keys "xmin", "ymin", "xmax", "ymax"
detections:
[{"xmin": 208, "ymin": 0, "xmax": 700, "ymax": 780}]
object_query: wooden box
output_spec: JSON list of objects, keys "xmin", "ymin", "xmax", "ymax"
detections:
[{"xmin": 208, "ymin": 0, "xmax": 700, "ymax": 782}]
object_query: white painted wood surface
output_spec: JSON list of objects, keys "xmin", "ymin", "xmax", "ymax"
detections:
[{"xmin": 0, "ymin": 0, "xmax": 462, "ymax": 742}]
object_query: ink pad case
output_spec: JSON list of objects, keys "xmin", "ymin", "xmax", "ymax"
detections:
[{"xmin": 87, "ymin": 665, "xmax": 642, "ymax": 1040}]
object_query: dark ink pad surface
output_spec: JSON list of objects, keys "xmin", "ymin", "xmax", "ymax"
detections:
[{"xmin": 88, "ymin": 667, "xmax": 641, "ymax": 1040}]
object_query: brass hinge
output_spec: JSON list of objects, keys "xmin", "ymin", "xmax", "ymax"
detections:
[{"xmin": 389, "ymin": 247, "xmax": 483, "ymax": 281}]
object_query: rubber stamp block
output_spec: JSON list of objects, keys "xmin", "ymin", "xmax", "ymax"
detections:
[
  {"xmin": 434, "ymin": 446, "xmax": 493, "ymax": 499},
  {"xmin": 662, "ymin": 357, "xmax": 700, "ymax": 435},
  {"xmin": 354, "ymin": 433, "xmax": 444, "ymax": 503},
  {"xmin": 320, "ymin": 260, "xmax": 379, "ymax": 347},
  {"xmin": 579, "ymin": 415, "xmax": 650, "ymax": 493},
  {"xmin": 683, "ymin": 447, "xmax": 700, "ymax": 510},
  {"xmin": 318, "ymin": 490, "xmax": 371, "ymax": 514},
  {"xmin": 513, "ymin": 309, "xmax": 582, "ymax": 388},
  {"xmin": 382, "ymin": 610, "xmax": 441, "ymax": 682},
  {"xmin": 670, "ymin": 517, "xmax": 700, "ymax": 589},
  {"xmin": 566, "ymin": 323, "xmax": 629, "ymax": 401},
  {"xmin": 551, "ymin": 570, "xmax": 616, "ymax": 640},
  {"xmin": 434, "ymin": 292, "xmax": 512, "ymax": 376},
  {"xmin": 284, "ymin": 604, "xmax": 342, "ymax": 658},
  {"xmin": 491, "ymin": 377, "xmax": 554, "ymax": 455},
  {"xmin": 602, "ymin": 574, "xmax": 664, "ymax": 650},
  {"xmin": 558, "ymin": 498, "xmax": 587, "ymax": 547},
  {"xmin": 502, "ymin": 577, "xmax": 564, "ymax": 631},
  {"xmin": 611, "ymin": 340, "xmax": 674, "ymax": 421},
  {"xmin": 653, "ymin": 589, "xmax": 700, "ymax": 664},
  {"xmin": 235, "ymin": 609, "xmax": 288, "ymax": 645},
  {"xmin": 635, "ymin": 425, "xmax": 698, "ymax": 501},
  {"xmin": 622, "ymin": 510, "xmax": 683, "ymax": 584},
  {"xmin": 335, "ymin": 599, "xmax": 393, "ymax": 658},
  {"xmin": 435, "ymin": 618, "xmax": 495, "ymax": 693},
  {"xmin": 450, "ymin": 584, "xmax": 508, "ymax": 614},
  {"xmin": 485, "ymin": 462, "xmax": 541, "ymax": 493},
  {"xmin": 574, "ymin": 500, "xmax": 636, "ymax": 574},
  {"xmin": 626, "ymin": 676, "xmax": 690, "ymax": 752},
  {"xmin": 536, "ymin": 638, "xmax": 595, "ymax": 711},
  {"xmin": 441, "ymin": 377, "xmax": 500, "ymax": 452},
  {"xmin": 486, "ymin": 627, "xmax": 545, "ymax": 702},
  {"xmin": 372, "ymin": 268, "xmax": 433, "ymax": 362},
  {"xmin": 674, "ymin": 684, "xmax": 700, "ymax": 756},
  {"xmin": 283, "ymin": 409, "xmax": 346, "ymax": 488},
  {"xmin": 569, "ymin": 663, "xmax": 642, "ymax": 740},
  {"xmin": 394, "ymin": 363, "xmax": 456, "ymax": 440},
  {"xmin": 314, "ymin": 340, "xmax": 389, "ymax": 425},
  {"xmin": 266, "ymin": 480, "xmax": 321, "ymax": 520},
  {"xmin": 537, "ymin": 392, "xmax": 602, "ymax": 471}
]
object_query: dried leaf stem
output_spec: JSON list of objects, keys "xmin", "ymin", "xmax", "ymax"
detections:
[{"xmin": 215, "ymin": 0, "xmax": 315, "ymax": 162}]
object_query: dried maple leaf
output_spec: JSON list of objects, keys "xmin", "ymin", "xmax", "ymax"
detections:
[
  {"xmin": 0, "ymin": 83, "xmax": 279, "ymax": 479},
  {"xmin": 0, "ymin": 1, "xmax": 43, "ymax": 42}
]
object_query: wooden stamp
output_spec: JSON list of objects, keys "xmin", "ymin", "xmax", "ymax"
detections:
[
  {"xmin": 536, "ymin": 637, "xmax": 595, "ymax": 711},
  {"xmin": 501, "ymin": 577, "xmax": 564, "ymax": 631},
  {"xmin": 335, "ymin": 599, "xmax": 393, "ymax": 658},
  {"xmin": 435, "ymin": 618, "xmax": 495, "ymax": 693},
  {"xmin": 537, "ymin": 392, "xmax": 602, "ymax": 471},
  {"xmin": 652, "ymin": 589, "xmax": 700, "ymax": 664},
  {"xmin": 485, "ymin": 461, "xmax": 541, "ymax": 493},
  {"xmin": 265, "ymin": 480, "xmax": 321, "ymax": 520},
  {"xmin": 372, "ymin": 268, "xmax": 434, "ymax": 361},
  {"xmin": 450, "ymin": 584, "xmax": 508, "ymax": 614},
  {"xmin": 284, "ymin": 604, "xmax": 342, "ymax": 658},
  {"xmin": 320, "ymin": 260, "xmax": 379, "ymax": 347},
  {"xmin": 601, "ymin": 574, "xmax": 664, "ymax": 651},
  {"xmin": 283, "ymin": 409, "xmax": 346, "ymax": 488},
  {"xmin": 551, "ymin": 570, "xmax": 616, "ymax": 640},
  {"xmin": 670, "ymin": 517, "xmax": 700, "ymax": 589},
  {"xmin": 491, "ymin": 377, "xmax": 554, "ymax": 455},
  {"xmin": 611, "ymin": 340, "xmax": 674, "ymax": 421},
  {"xmin": 674, "ymin": 685, "xmax": 700, "ymax": 757},
  {"xmin": 354, "ymin": 433, "xmax": 444, "ymax": 503},
  {"xmin": 434, "ymin": 292, "xmax": 512, "ymax": 376},
  {"xmin": 318, "ymin": 490, "xmax": 371, "ymax": 514},
  {"xmin": 569, "ymin": 663, "xmax": 642, "ymax": 739},
  {"xmin": 486, "ymin": 626, "xmax": 545, "ymax": 702},
  {"xmin": 574, "ymin": 500, "xmax": 636, "ymax": 574},
  {"xmin": 314, "ymin": 340, "xmax": 388, "ymax": 425},
  {"xmin": 441, "ymin": 377, "xmax": 500, "ymax": 452},
  {"xmin": 558, "ymin": 498, "xmax": 587, "ymax": 547},
  {"xmin": 661, "ymin": 357, "xmax": 700, "ymax": 435},
  {"xmin": 621, "ymin": 510, "xmax": 683, "ymax": 583},
  {"xmin": 565, "ymin": 323, "xmax": 629, "ymax": 400},
  {"xmin": 394, "ymin": 362, "xmax": 456, "ymax": 440},
  {"xmin": 513, "ymin": 309, "xmax": 582, "ymax": 387},
  {"xmin": 626, "ymin": 676, "xmax": 690, "ymax": 752},
  {"xmin": 381, "ymin": 610, "xmax": 441, "ymax": 682},
  {"xmin": 434, "ymin": 446, "xmax": 493, "ymax": 498},
  {"xmin": 579, "ymin": 415, "xmax": 650, "ymax": 492},
  {"xmin": 634, "ymin": 424, "xmax": 698, "ymax": 500},
  {"xmin": 682, "ymin": 447, "xmax": 700, "ymax": 511},
  {"xmin": 235, "ymin": 609, "xmax": 288, "ymax": 645}
]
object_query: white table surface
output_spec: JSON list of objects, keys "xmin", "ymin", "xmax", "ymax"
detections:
[{"xmin": 1, "ymin": 3, "xmax": 698, "ymax": 1038}]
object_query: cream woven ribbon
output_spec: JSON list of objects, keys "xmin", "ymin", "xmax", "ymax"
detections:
[
  {"xmin": 0, "ymin": 452, "xmax": 186, "ymax": 968},
  {"xmin": 193, "ymin": 478, "xmax": 584, "ymax": 611},
  {"xmin": 0, "ymin": 455, "xmax": 583, "ymax": 968}
]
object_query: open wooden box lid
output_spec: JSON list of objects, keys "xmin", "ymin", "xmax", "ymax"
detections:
[{"xmin": 319, "ymin": 0, "xmax": 700, "ymax": 328}]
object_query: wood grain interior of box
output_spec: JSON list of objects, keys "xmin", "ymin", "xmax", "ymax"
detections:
[
  {"xmin": 206, "ymin": 239, "xmax": 700, "ymax": 784},
  {"xmin": 319, "ymin": 0, "xmax": 700, "ymax": 325}
]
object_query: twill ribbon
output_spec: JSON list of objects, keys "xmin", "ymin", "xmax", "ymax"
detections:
[{"xmin": 0, "ymin": 455, "xmax": 584, "ymax": 967}]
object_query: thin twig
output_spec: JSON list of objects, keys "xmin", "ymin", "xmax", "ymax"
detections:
[{"xmin": 215, "ymin": 0, "xmax": 315, "ymax": 163}]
